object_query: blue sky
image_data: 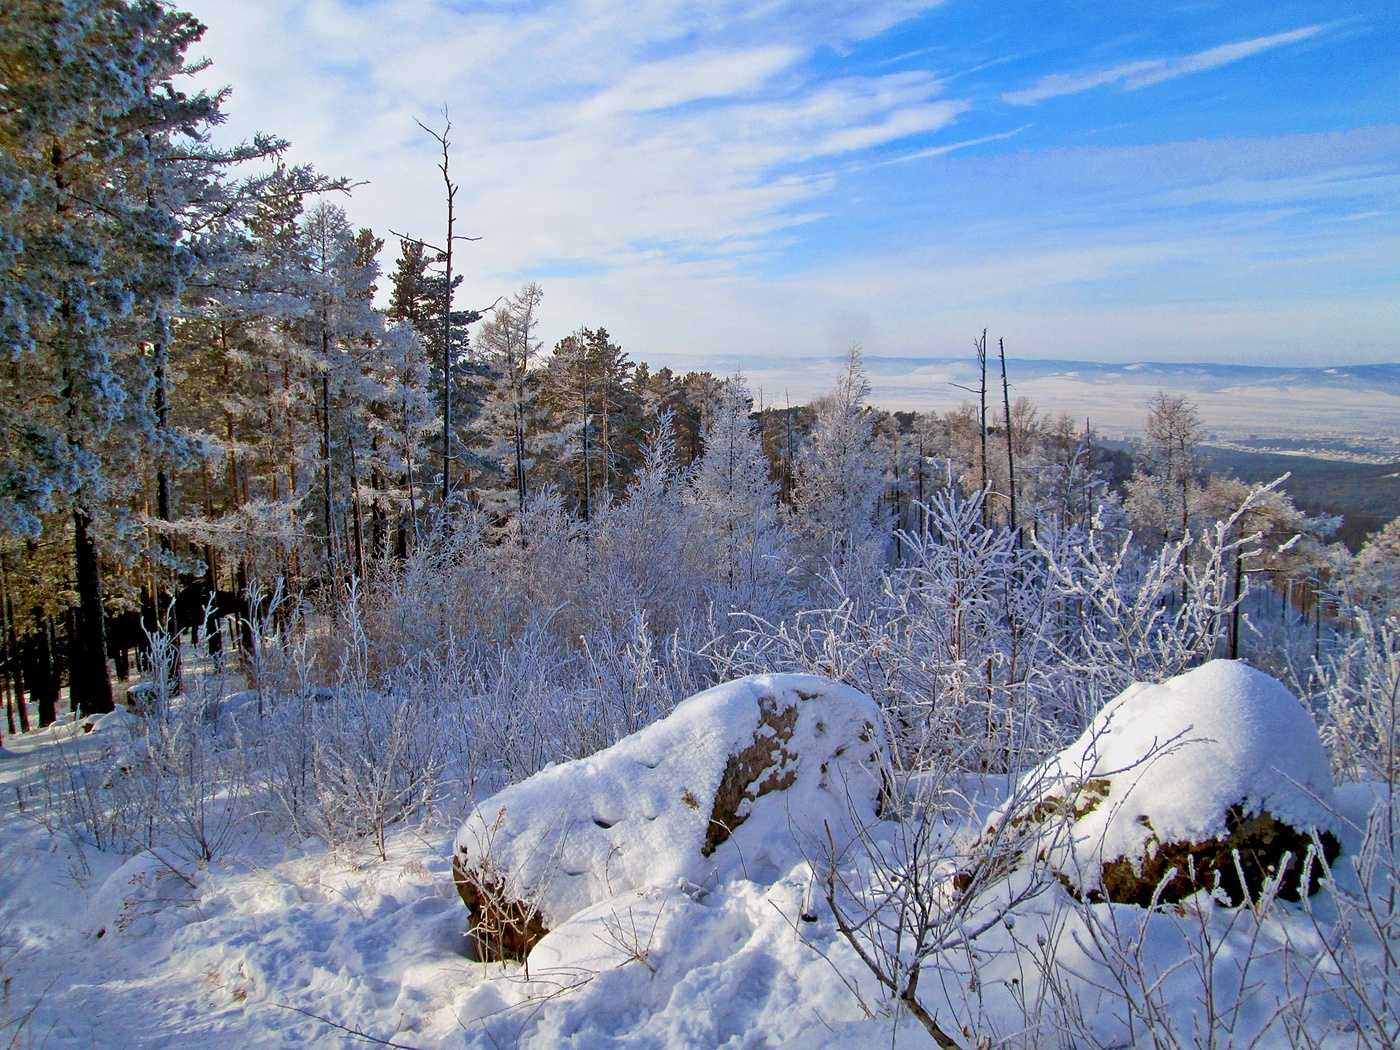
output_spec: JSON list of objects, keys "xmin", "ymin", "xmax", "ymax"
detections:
[{"xmin": 186, "ymin": 0, "xmax": 1399, "ymax": 367}]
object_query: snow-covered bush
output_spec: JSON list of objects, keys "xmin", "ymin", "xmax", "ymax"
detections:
[
  {"xmin": 731, "ymin": 483, "xmax": 1251, "ymax": 777},
  {"xmin": 1306, "ymin": 611, "xmax": 1400, "ymax": 784}
]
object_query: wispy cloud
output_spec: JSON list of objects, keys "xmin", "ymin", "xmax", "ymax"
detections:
[
  {"xmin": 181, "ymin": 2, "xmax": 1394, "ymax": 368},
  {"xmin": 579, "ymin": 47, "xmax": 802, "ymax": 118},
  {"xmin": 188, "ymin": 0, "xmax": 959, "ymax": 276},
  {"xmin": 1002, "ymin": 26, "xmax": 1324, "ymax": 106},
  {"xmin": 872, "ymin": 125, "xmax": 1031, "ymax": 167}
]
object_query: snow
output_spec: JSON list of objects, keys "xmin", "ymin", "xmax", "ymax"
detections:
[
  {"xmin": 0, "ymin": 665, "xmax": 1393, "ymax": 1048},
  {"xmin": 0, "ymin": 721, "xmax": 891, "ymax": 1048},
  {"xmin": 80, "ymin": 707, "xmax": 142, "ymax": 740},
  {"xmin": 1012, "ymin": 659, "xmax": 1339, "ymax": 886},
  {"xmin": 453, "ymin": 673, "xmax": 889, "ymax": 932}
]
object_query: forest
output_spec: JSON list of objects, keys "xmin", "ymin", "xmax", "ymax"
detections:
[{"xmin": 2, "ymin": 3, "xmax": 1399, "ymax": 1048}]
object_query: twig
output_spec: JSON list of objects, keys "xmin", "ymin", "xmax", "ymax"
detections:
[{"xmin": 271, "ymin": 1002, "xmax": 433, "ymax": 1050}]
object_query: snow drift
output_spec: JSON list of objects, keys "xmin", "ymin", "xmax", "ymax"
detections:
[
  {"xmin": 451, "ymin": 673, "xmax": 889, "ymax": 959},
  {"xmin": 992, "ymin": 659, "xmax": 1341, "ymax": 905}
]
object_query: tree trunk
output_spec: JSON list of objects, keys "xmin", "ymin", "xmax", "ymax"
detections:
[
  {"xmin": 976, "ymin": 329, "xmax": 988, "ymax": 525},
  {"xmin": 1, "ymin": 556, "xmax": 28, "ymax": 732},
  {"xmin": 350, "ymin": 434, "xmax": 366, "ymax": 581},
  {"xmin": 321, "ymin": 363, "xmax": 337, "ymax": 594},
  {"xmin": 581, "ymin": 375, "xmax": 592, "ymax": 524},
  {"xmin": 70, "ymin": 508, "xmax": 113, "ymax": 716},
  {"xmin": 1230, "ymin": 545, "xmax": 1244, "ymax": 660},
  {"xmin": 916, "ymin": 431, "xmax": 926, "ymax": 535},
  {"xmin": 31, "ymin": 611, "xmax": 57, "ymax": 727},
  {"xmin": 999, "ymin": 338, "xmax": 1017, "ymax": 539},
  {"xmin": 404, "ymin": 394, "xmax": 419, "ymax": 554}
]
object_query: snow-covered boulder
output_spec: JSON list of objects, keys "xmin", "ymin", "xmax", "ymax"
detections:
[
  {"xmin": 81, "ymin": 707, "xmax": 141, "ymax": 738},
  {"xmin": 452, "ymin": 673, "xmax": 889, "ymax": 960},
  {"xmin": 990, "ymin": 660, "xmax": 1341, "ymax": 906}
]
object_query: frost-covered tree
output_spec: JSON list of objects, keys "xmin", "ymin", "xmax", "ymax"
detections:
[
  {"xmin": 168, "ymin": 164, "xmax": 343, "ymax": 584},
  {"xmin": 689, "ymin": 373, "xmax": 788, "ymax": 610},
  {"xmin": 0, "ymin": 0, "xmax": 282, "ymax": 712},
  {"xmin": 1126, "ymin": 392, "xmax": 1205, "ymax": 546},
  {"xmin": 476, "ymin": 283, "xmax": 545, "ymax": 518},
  {"xmin": 1027, "ymin": 414, "xmax": 1114, "ymax": 538},
  {"xmin": 298, "ymin": 202, "xmax": 381, "ymax": 580},
  {"xmin": 1344, "ymin": 516, "xmax": 1400, "ymax": 619},
  {"xmin": 364, "ymin": 321, "xmax": 436, "ymax": 554},
  {"xmin": 789, "ymin": 346, "xmax": 886, "ymax": 581}
]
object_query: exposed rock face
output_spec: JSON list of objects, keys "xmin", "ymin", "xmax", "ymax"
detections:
[
  {"xmin": 984, "ymin": 661, "xmax": 1341, "ymax": 907},
  {"xmin": 452, "ymin": 674, "xmax": 889, "ymax": 960},
  {"xmin": 452, "ymin": 864, "xmax": 549, "ymax": 962},
  {"xmin": 1094, "ymin": 806, "xmax": 1340, "ymax": 907}
]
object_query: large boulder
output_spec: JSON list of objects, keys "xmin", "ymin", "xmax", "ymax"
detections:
[
  {"xmin": 987, "ymin": 660, "xmax": 1341, "ymax": 906},
  {"xmin": 452, "ymin": 673, "xmax": 889, "ymax": 960}
]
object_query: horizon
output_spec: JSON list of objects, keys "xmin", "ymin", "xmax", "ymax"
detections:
[{"xmin": 184, "ymin": 0, "xmax": 1399, "ymax": 372}]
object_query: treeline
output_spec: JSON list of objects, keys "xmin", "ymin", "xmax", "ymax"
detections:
[{"xmin": 1, "ymin": 1, "xmax": 1390, "ymax": 739}]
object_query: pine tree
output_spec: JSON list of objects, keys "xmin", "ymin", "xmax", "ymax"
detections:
[
  {"xmin": 689, "ymin": 373, "xmax": 787, "ymax": 609},
  {"xmin": 0, "ymin": 0, "xmax": 280, "ymax": 712},
  {"xmin": 476, "ymin": 284, "xmax": 544, "ymax": 518},
  {"xmin": 789, "ymin": 345, "xmax": 886, "ymax": 580},
  {"xmin": 385, "ymin": 235, "xmax": 476, "ymax": 506}
]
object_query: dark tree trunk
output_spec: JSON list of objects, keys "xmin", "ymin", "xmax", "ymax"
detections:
[
  {"xmin": 236, "ymin": 561, "xmax": 254, "ymax": 652},
  {"xmin": 999, "ymin": 338, "xmax": 1018, "ymax": 538},
  {"xmin": 1, "ymin": 557, "xmax": 28, "ymax": 732},
  {"xmin": 322, "ymin": 363, "xmax": 336, "ymax": 591},
  {"xmin": 112, "ymin": 638, "xmax": 130, "ymax": 681},
  {"xmin": 976, "ymin": 329, "xmax": 988, "ymax": 525},
  {"xmin": 205, "ymin": 545, "xmax": 222, "ymax": 656},
  {"xmin": 581, "ymin": 376, "xmax": 591, "ymax": 523},
  {"xmin": 31, "ymin": 611, "xmax": 57, "ymax": 727},
  {"xmin": 70, "ymin": 508, "xmax": 113, "ymax": 716}
]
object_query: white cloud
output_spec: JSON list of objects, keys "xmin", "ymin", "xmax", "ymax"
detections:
[
  {"xmin": 185, "ymin": 0, "xmax": 957, "ymax": 279},
  {"xmin": 520, "ymin": 129, "xmax": 1400, "ymax": 368},
  {"xmin": 580, "ymin": 47, "xmax": 802, "ymax": 117},
  {"xmin": 176, "ymin": 4, "xmax": 1395, "ymax": 370},
  {"xmin": 1001, "ymin": 61, "xmax": 1160, "ymax": 107},
  {"xmin": 1001, "ymin": 25, "xmax": 1324, "ymax": 105}
]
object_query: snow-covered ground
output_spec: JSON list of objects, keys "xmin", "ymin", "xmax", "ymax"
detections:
[
  {"xmin": 0, "ymin": 713, "xmax": 904, "ymax": 1049},
  {"xmin": 0, "ymin": 664, "xmax": 1395, "ymax": 1049}
]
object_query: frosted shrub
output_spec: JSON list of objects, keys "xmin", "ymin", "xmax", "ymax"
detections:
[
  {"xmin": 246, "ymin": 583, "xmax": 454, "ymax": 855},
  {"xmin": 1306, "ymin": 611, "xmax": 1400, "ymax": 784},
  {"xmin": 257, "ymin": 686, "xmax": 442, "ymax": 854},
  {"xmin": 242, "ymin": 579, "xmax": 301, "ymax": 716},
  {"xmin": 306, "ymin": 687, "xmax": 447, "ymax": 859},
  {"xmin": 143, "ymin": 703, "xmax": 251, "ymax": 864},
  {"xmin": 734, "ymin": 484, "xmax": 1252, "ymax": 775},
  {"xmin": 27, "ymin": 622, "xmax": 252, "ymax": 864},
  {"xmin": 1273, "ymin": 805, "xmax": 1400, "ymax": 1050},
  {"xmin": 26, "ymin": 719, "xmax": 146, "ymax": 853},
  {"xmin": 727, "ymin": 487, "xmax": 1048, "ymax": 771},
  {"xmin": 819, "ymin": 749, "xmax": 1126, "ymax": 1048},
  {"xmin": 1274, "ymin": 610, "xmax": 1400, "ymax": 1046},
  {"xmin": 1033, "ymin": 512, "xmax": 1241, "ymax": 721}
]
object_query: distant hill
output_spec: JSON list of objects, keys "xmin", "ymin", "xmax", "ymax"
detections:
[
  {"xmin": 1201, "ymin": 446, "xmax": 1400, "ymax": 550},
  {"xmin": 653, "ymin": 353, "xmax": 1400, "ymax": 454}
]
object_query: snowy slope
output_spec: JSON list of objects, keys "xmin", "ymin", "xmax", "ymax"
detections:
[{"xmin": 0, "ymin": 667, "xmax": 1393, "ymax": 1049}]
